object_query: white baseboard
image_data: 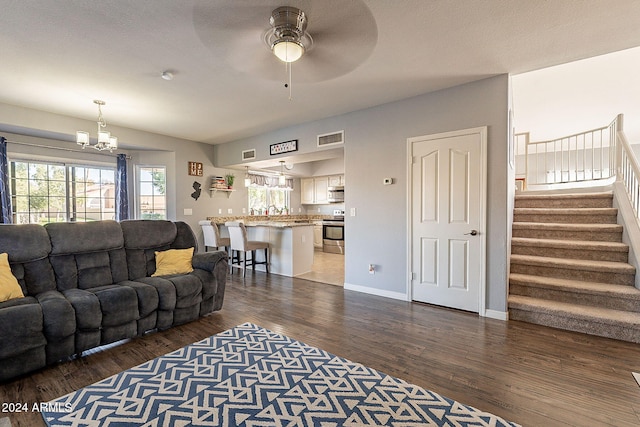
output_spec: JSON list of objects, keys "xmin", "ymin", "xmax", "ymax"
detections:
[
  {"xmin": 343, "ymin": 283, "xmax": 410, "ymax": 301},
  {"xmin": 484, "ymin": 309, "xmax": 508, "ymax": 321}
]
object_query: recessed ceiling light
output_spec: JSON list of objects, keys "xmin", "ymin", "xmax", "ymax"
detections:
[{"xmin": 161, "ymin": 71, "xmax": 174, "ymax": 81}]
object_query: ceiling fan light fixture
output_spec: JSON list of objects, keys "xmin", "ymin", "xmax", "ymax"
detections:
[
  {"xmin": 265, "ymin": 6, "xmax": 313, "ymax": 63},
  {"xmin": 272, "ymin": 40, "xmax": 304, "ymax": 63}
]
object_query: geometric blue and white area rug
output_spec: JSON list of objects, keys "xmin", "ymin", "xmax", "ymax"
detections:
[{"xmin": 42, "ymin": 322, "xmax": 520, "ymax": 426}]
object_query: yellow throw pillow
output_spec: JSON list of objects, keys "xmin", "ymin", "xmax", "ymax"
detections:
[
  {"xmin": 152, "ymin": 247, "xmax": 194, "ymax": 277},
  {"xmin": 0, "ymin": 252, "xmax": 24, "ymax": 303}
]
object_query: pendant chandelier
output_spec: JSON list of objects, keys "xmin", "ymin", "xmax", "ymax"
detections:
[{"xmin": 76, "ymin": 100, "xmax": 118, "ymax": 152}]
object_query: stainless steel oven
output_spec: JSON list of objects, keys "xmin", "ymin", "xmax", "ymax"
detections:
[{"xmin": 323, "ymin": 209, "xmax": 344, "ymax": 254}]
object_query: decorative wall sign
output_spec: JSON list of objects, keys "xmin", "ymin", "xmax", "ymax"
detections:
[
  {"xmin": 191, "ymin": 181, "xmax": 202, "ymax": 200},
  {"xmin": 188, "ymin": 161, "xmax": 203, "ymax": 176},
  {"xmin": 270, "ymin": 139, "xmax": 298, "ymax": 156}
]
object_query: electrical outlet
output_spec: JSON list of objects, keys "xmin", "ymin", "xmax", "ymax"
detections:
[
  {"xmin": 183, "ymin": 208, "xmax": 192, "ymax": 216},
  {"xmin": 350, "ymin": 208, "xmax": 356, "ymax": 217},
  {"xmin": 218, "ymin": 209, "xmax": 222, "ymax": 214},
  {"xmin": 227, "ymin": 208, "xmax": 233, "ymax": 214},
  {"xmin": 242, "ymin": 208, "xmax": 246, "ymax": 214}
]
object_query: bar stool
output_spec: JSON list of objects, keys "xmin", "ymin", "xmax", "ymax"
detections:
[
  {"xmin": 199, "ymin": 220, "xmax": 230, "ymax": 256},
  {"xmin": 225, "ymin": 221, "xmax": 269, "ymax": 277}
]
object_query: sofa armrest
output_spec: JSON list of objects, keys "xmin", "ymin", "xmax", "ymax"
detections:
[{"xmin": 192, "ymin": 251, "xmax": 227, "ymax": 273}]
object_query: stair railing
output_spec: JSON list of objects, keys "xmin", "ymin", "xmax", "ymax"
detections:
[
  {"xmin": 616, "ymin": 115, "xmax": 640, "ymax": 221},
  {"xmin": 518, "ymin": 116, "xmax": 620, "ymax": 187}
]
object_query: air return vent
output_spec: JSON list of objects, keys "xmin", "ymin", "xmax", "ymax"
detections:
[
  {"xmin": 317, "ymin": 130, "xmax": 344, "ymax": 148},
  {"xmin": 242, "ymin": 149, "xmax": 256, "ymax": 161}
]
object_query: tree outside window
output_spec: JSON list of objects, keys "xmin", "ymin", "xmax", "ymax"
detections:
[
  {"xmin": 248, "ymin": 187, "xmax": 289, "ymax": 215},
  {"xmin": 138, "ymin": 166, "xmax": 166, "ymax": 219},
  {"xmin": 10, "ymin": 161, "xmax": 115, "ymax": 224}
]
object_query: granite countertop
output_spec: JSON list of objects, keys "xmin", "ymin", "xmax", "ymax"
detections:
[
  {"xmin": 243, "ymin": 220, "xmax": 315, "ymax": 228},
  {"xmin": 207, "ymin": 214, "xmax": 328, "ymax": 227}
]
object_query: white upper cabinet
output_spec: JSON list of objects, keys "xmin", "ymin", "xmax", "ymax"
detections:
[
  {"xmin": 328, "ymin": 175, "xmax": 345, "ymax": 187},
  {"xmin": 314, "ymin": 177, "xmax": 329, "ymax": 204}
]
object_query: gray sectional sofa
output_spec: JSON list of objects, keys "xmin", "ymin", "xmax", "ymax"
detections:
[{"xmin": 0, "ymin": 220, "xmax": 227, "ymax": 382}]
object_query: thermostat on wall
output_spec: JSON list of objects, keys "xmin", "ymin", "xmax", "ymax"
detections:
[{"xmin": 383, "ymin": 177, "xmax": 394, "ymax": 185}]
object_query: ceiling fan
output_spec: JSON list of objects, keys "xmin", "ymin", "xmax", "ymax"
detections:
[{"xmin": 192, "ymin": 0, "xmax": 378, "ymax": 84}]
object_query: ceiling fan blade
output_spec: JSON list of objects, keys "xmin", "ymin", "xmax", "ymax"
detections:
[{"xmin": 192, "ymin": 0, "xmax": 377, "ymax": 83}]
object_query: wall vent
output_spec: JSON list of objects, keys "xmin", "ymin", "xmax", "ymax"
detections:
[
  {"xmin": 242, "ymin": 149, "xmax": 256, "ymax": 161},
  {"xmin": 317, "ymin": 130, "xmax": 344, "ymax": 148}
]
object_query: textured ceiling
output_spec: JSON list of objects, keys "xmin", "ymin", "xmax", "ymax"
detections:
[{"xmin": 1, "ymin": 0, "xmax": 640, "ymax": 145}]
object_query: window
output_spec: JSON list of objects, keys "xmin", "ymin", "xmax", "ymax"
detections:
[
  {"xmin": 71, "ymin": 167, "xmax": 115, "ymax": 221},
  {"xmin": 138, "ymin": 166, "xmax": 166, "ymax": 220},
  {"xmin": 248, "ymin": 187, "xmax": 290, "ymax": 215},
  {"xmin": 10, "ymin": 160, "xmax": 115, "ymax": 224}
]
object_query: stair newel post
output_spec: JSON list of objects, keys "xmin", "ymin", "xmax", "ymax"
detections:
[{"xmin": 615, "ymin": 113, "xmax": 624, "ymax": 182}]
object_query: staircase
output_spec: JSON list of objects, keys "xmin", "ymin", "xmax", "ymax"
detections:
[{"xmin": 509, "ymin": 191, "xmax": 640, "ymax": 343}]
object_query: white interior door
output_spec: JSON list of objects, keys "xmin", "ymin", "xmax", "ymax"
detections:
[{"xmin": 410, "ymin": 127, "xmax": 486, "ymax": 313}]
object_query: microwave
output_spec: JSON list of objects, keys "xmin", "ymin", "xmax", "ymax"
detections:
[{"xmin": 327, "ymin": 186, "xmax": 344, "ymax": 203}]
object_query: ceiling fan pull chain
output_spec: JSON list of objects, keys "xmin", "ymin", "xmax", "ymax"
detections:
[{"xmin": 283, "ymin": 61, "xmax": 293, "ymax": 101}]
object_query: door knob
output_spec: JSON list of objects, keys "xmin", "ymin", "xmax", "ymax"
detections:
[{"xmin": 464, "ymin": 229, "xmax": 478, "ymax": 236}]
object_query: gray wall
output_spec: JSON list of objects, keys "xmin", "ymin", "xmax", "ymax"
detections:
[
  {"xmin": 215, "ymin": 75, "xmax": 511, "ymax": 314},
  {"xmin": 0, "ymin": 74, "xmax": 511, "ymax": 313},
  {"xmin": 0, "ymin": 103, "xmax": 226, "ymax": 250}
]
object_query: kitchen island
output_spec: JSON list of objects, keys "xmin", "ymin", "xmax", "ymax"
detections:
[{"xmin": 214, "ymin": 220, "xmax": 315, "ymax": 277}]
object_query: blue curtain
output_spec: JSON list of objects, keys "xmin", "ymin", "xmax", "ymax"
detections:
[
  {"xmin": 115, "ymin": 153, "xmax": 129, "ymax": 221},
  {"xmin": 0, "ymin": 137, "xmax": 12, "ymax": 224}
]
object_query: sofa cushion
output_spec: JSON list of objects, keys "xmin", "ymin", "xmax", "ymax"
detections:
[
  {"xmin": 36, "ymin": 290, "xmax": 76, "ymax": 340},
  {"xmin": 172, "ymin": 221, "xmax": 198, "ymax": 251},
  {"xmin": 0, "ymin": 253, "xmax": 24, "ymax": 302},
  {"xmin": 62, "ymin": 289, "xmax": 102, "ymax": 330},
  {"xmin": 121, "ymin": 220, "xmax": 176, "ymax": 249},
  {"xmin": 46, "ymin": 221, "xmax": 124, "ymax": 255},
  {"xmin": 0, "ymin": 223, "xmax": 50, "ymax": 262},
  {"xmin": 46, "ymin": 221, "xmax": 128, "ymax": 291},
  {"xmin": 11, "ymin": 258, "xmax": 57, "ymax": 295},
  {"xmin": 152, "ymin": 248, "xmax": 194, "ymax": 277},
  {"xmin": 167, "ymin": 274, "xmax": 202, "ymax": 309},
  {"xmin": 134, "ymin": 277, "xmax": 177, "ymax": 311},
  {"xmin": 121, "ymin": 281, "xmax": 159, "ymax": 318},
  {"xmin": 53, "ymin": 250, "xmax": 129, "ymax": 291},
  {"xmin": 90, "ymin": 285, "xmax": 140, "ymax": 327},
  {"xmin": 0, "ymin": 302, "xmax": 45, "ymax": 359},
  {"xmin": 121, "ymin": 220, "xmax": 178, "ymax": 280},
  {"xmin": 0, "ymin": 224, "xmax": 56, "ymax": 296}
]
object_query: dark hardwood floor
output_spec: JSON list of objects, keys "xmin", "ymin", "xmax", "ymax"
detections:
[{"xmin": 2, "ymin": 272, "xmax": 640, "ymax": 426}]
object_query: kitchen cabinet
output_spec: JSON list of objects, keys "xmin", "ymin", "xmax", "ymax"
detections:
[
  {"xmin": 314, "ymin": 177, "xmax": 329, "ymax": 204},
  {"xmin": 301, "ymin": 177, "xmax": 329, "ymax": 204},
  {"xmin": 328, "ymin": 174, "xmax": 345, "ymax": 187},
  {"xmin": 301, "ymin": 178, "xmax": 315, "ymax": 204}
]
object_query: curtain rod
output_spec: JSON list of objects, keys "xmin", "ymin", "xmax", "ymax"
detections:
[{"xmin": 5, "ymin": 139, "xmax": 131, "ymax": 159}]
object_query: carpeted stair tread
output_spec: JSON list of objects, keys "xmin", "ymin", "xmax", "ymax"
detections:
[
  {"xmin": 510, "ymin": 189, "xmax": 638, "ymax": 343},
  {"xmin": 514, "ymin": 192, "xmax": 614, "ymax": 208},
  {"xmin": 515, "ymin": 192, "xmax": 613, "ymax": 200},
  {"xmin": 509, "ymin": 273, "xmax": 640, "ymax": 297},
  {"xmin": 509, "ymin": 295, "xmax": 640, "ymax": 328},
  {"xmin": 511, "ymin": 237, "xmax": 628, "ymax": 252},
  {"xmin": 514, "ymin": 207, "xmax": 617, "ymax": 215},
  {"xmin": 512, "ymin": 222, "xmax": 622, "ymax": 232},
  {"xmin": 510, "ymin": 254, "xmax": 635, "ymax": 274}
]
